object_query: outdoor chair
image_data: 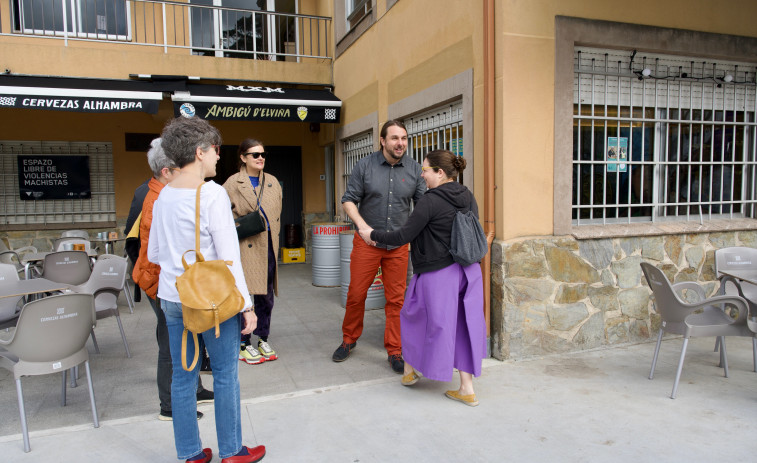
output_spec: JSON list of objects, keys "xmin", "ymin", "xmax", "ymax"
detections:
[
  {"xmin": 60, "ymin": 230, "xmax": 90, "ymax": 240},
  {"xmin": 97, "ymin": 254, "xmax": 135, "ymax": 313},
  {"xmin": 713, "ymin": 247, "xmax": 757, "ymax": 372},
  {"xmin": 39, "ymin": 251, "xmax": 92, "ymax": 286},
  {"xmin": 71, "ymin": 257, "xmax": 131, "ymax": 358},
  {"xmin": 0, "ymin": 293, "xmax": 99, "ymax": 453},
  {"xmin": 641, "ymin": 262, "xmax": 750, "ymax": 398},
  {"xmin": 0, "ymin": 239, "xmax": 37, "ymax": 278},
  {"xmin": 0, "ymin": 263, "xmax": 24, "ymax": 330}
]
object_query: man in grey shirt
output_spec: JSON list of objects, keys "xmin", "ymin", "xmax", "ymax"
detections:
[{"xmin": 333, "ymin": 120, "xmax": 426, "ymax": 373}]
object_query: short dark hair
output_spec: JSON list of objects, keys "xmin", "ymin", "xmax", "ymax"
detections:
[
  {"xmin": 424, "ymin": 149, "xmax": 466, "ymax": 179},
  {"xmin": 379, "ymin": 120, "xmax": 407, "ymax": 139},
  {"xmin": 160, "ymin": 117, "xmax": 221, "ymax": 168},
  {"xmin": 237, "ymin": 138, "xmax": 264, "ymax": 169}
]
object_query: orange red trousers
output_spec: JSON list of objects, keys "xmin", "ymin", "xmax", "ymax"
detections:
[{"xmin": 342, "ymin": 232, "xmax": 409, "ymax": 355}]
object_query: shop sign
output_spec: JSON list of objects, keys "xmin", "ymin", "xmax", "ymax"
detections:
[
  {"xmin": 176, "ymin": 102, "xmax": 339, "ymax": 123},
  {"xmin": 17, "ymin": 155, "xmax": 91, "ymax": 200}
]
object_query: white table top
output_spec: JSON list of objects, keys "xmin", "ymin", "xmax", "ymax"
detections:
[
  {"xmin": 719, "ymin": 269, "xmax": 757, "ymax": 286},
  {"xmin": 0, "ymin": 278, "xmax": 69, "ymax": 299},
  {"xmin": 21, "ymin": 250, "xmax": 98, "ymax": 263}
]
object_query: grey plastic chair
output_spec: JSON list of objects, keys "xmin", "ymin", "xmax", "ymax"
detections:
[
  {"xmin": 61, "ymin": 230, "xmax": 90, "ymax": 240},
  {"xmin": 0, "ymin": 240, "xmax": 37, "ymax": 277},
  {"xmin": 98, "ymin": 254, "xmax": 135, "ymax": 313},
  {"xmin": 0, "ymin": 263, "xmax": 24, "ymax": 330},
  {"xmin": 0, "ymin": 293, "xmax": 99, "ymax": 452},
  {"xmin": 71, "ymin": 257, "xmax": 131, "ymax": 358},
  {"xmin": 39, "ymin": 251, "xmax": 92, "ymax": 286},
  {"xmin": 641, "ymin": 262, "xmax": 750, "ymax": 398},
  {"xmin": 714, "ymin": 247, "xmax": 757, "ymax": 371}
]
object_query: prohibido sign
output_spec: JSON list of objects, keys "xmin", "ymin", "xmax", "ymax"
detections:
[{"xmin": 17, "ymin": 155, "xmax": 91, "ymax": 200}]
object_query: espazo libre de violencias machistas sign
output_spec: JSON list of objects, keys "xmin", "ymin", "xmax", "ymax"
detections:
[{"xmin": 17, "ymin": 155, "xmax": 91, "ymax": 200}]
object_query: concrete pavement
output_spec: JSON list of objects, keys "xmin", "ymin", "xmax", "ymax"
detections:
[{"xmin": 1, "ymin": 263, "xmax": 756, "ymax": 462}]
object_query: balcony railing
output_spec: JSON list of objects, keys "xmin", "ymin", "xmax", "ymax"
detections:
[{"xmin": 2, "ymin": 0, "xmax": 332, "ymax": 61}]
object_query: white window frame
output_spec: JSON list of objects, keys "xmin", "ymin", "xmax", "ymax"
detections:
[
  {"xmin": 345, "ymin": 0, "xmax": 370, "ymax": 32},
  {"xmin": 15, "ymin": 0, "xmax": 132, "ymax": 41},
  {"xmin": 572, "ymin": 47, "xmax": 757, "ymax": 226}
]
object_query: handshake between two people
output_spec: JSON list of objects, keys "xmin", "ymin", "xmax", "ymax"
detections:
[{"xmin": 358, "ymin": 227, "xmax": 376, "ymax": 246}]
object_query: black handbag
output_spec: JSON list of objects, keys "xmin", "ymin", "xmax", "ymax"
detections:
[
  {"xmin": 234, "ymin": 173, "xmax": 267, "ymax": 239},
  {"xmin": 235, "ymin": 210, "xmax": 266, "ymax": 239}
]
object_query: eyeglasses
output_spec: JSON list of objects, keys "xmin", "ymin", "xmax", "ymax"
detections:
[
  {"xmin": 421, "ymin": 166, "xmax": 439, "ymax": 171},
  {"xmin": 245, "ymin": 151, "xmax": 267, "ymax": 159}
]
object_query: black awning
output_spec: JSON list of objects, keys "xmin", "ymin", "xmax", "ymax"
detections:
[
  {"xmin": 171, "ymin": 84, "xmax": 341, "ymax": 123},
  {"xmin": 0, "ymin": 75, "xmax": 163, "ymax": 114}
]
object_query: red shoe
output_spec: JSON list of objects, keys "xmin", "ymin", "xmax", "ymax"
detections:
[
  {"xmin": 187, "ymin": 448, "xmax": 212, "ymax": 463},
  {"xmin": 221, "ymin": 445, "xmax": 266, "ymax": 463}
]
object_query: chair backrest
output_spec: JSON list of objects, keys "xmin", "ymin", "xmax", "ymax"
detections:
[
  {"xmin": 3, "ymin": 293, "xmax": 95, "ymax": 363},
  {"xmin": 40, "ymin": 251, "xmax": 92, "ymax": 285},
  {"xmin": 640, "ymin": 262, "xmax": 698, "ymax": 325},
  {"xmin": 76, "ymin": 257, "xmax": 127, "ymax": 310},
  {"xmin": 0, "ymin": 249, "xmax": 21, "ymax": 267},
  {"xmin": 85, "ymin": 257, "xmax": 127, "ymax": 292},
  {"xmin": 0, "ymin": 263, "xmax": 23, "ymax": 323},
  {"xmin": 54, "ymin": 238, "xmax": 92, "ymax": 253},
  {"xmin": 714, "ymin": 247, "xmax": 757, "ymax": 276},
  {"xmin": 61, "ymin": 230, "xmax": 90, "ymax": 240}
]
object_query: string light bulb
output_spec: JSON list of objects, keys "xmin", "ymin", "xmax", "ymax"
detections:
[
  {"xmin": 642, "ymin": 68, "xmax": 652, "ymax": 77},
  {"xmin": 723, "ymin": 74, "xmax": 733, "ymax": 83}
]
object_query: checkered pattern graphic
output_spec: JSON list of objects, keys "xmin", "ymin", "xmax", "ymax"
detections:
[
  {"xmin": 325, "ymin": 108, "xmax": 337, "ymax": 120},
  {"xmin": 0, "ymin": 96, "xmax": 17, "ymax": 106}
]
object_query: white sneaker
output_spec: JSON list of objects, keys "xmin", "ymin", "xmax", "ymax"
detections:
[
  {"xmin": 239, "ymin": 345, "xmax": 265, "ymax": 365},
  {"xmin": 258, "ymin": 340, "xmax": 278, "ymax": 361}
]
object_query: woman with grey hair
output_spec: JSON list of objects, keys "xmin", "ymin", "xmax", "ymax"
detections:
[
  {"xmin": 133, "ymin": 137, "xmax": 214, "ymax": 423},
  {"xmin": 148, "ymin": 117, "xmax": 266, "ymax": 463}
]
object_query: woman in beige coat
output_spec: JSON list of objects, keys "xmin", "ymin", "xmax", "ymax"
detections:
[{"xmin": 223, "ymin": 139, "xmax": 282, "ymax": 366}]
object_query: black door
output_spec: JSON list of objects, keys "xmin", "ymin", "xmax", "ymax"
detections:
[{"xmin": 214, "ymin": 144, "xmax": 303, "ymax": 252}]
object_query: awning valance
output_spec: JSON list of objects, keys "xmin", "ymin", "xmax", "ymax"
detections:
[
  {"xmin": 0, "ymin": 76, "xmax": 163, "ymax": 114},
  {"xmin": 172, "ymin": 84, "xmax": 341, "ymax": 123}
]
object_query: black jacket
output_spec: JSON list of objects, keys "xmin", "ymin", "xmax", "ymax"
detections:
[{"xmin": 371, "ymin": 181, "xmax": 478, "ymax": 274}]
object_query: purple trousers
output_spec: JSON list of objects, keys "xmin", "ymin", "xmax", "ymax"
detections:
[{"xmin": 401, "ymin": 262, "xmax": 486, "ymax": 382}]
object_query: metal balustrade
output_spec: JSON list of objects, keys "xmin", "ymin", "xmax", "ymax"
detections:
[{"xmin": 1, "ymin": 0, "xmax": 332, "ymax": 61}]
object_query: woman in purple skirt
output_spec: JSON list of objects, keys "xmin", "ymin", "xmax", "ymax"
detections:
[{"xmin": 359, "ymin": 149, "xmax": 486, "ymax": 407}]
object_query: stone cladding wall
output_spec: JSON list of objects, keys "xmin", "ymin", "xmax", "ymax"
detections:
[{"xmin": 490, "ymin": 230, "xmax": 757, "ymax": 360}]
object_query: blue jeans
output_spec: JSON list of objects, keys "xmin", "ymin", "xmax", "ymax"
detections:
[
  {"xmin": 149, "ymin": 297, "xmax": 205, "ymax": 413},
  {"xmin": 161, "ymin": 299, "xmax": 243, "ymax": 460}
]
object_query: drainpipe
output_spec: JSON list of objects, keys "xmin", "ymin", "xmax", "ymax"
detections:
[{"xmin": 482, "ymin": 0, "xmax": 495, "ymax": 338}]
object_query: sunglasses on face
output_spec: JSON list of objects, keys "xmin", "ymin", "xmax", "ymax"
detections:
[{"xmin": 245, "ymin": 151, "xmax": 267, "ymax": 159}]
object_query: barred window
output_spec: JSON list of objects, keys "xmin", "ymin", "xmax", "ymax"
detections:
[
  {"xmin": 342, "ymin": 130, "xmax": 373, "ymax": 191},
  {"xmin": 573, "ymin": 47, "xmax": 757, "ymax": 225},
  {"xmin": 0, "ymin": 141, "xmax": 115, "ymax": 228},
  {"xmin": 404, "ymin": 101, "xmax": 463, "ymax": 168}
]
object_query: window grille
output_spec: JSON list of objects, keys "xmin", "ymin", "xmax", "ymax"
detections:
[
  {"xmin": 573, "ymin": 47, "xmax": 757, "ymax": 225},
  {"xmin": 342, "ymin": 130, "xmax": 373, "ymax": 191},
  {"xmin": 404, "ymin": 101, "xmax": 463, "ymax": 167},
  {"xmin": 0, "ymin": 141, "xmax": 115, "ymax": 227}
]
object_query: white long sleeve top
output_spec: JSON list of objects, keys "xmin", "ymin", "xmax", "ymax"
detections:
[{"xmin": 147, "ymin": 181, "xmax": 253, "ymax": 310}]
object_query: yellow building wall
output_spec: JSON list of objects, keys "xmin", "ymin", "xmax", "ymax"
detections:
[
  {"xmin": 496, "ymin": 0, "xmax": 757, "ymax": 240},
  {"xmin": 335, "ymin": 0, "xmax": 757, "ymax": 242},
  {"xmin": 0, "ymin": 1, "xmax": 334, "ymax": 225},
  {"xmin": 0, "ymin": 102, "xmax": 326, "ymax": 221},
  {"xmin": 333, "ymin": 0, "xmax": 485, "ymax": 209}
]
